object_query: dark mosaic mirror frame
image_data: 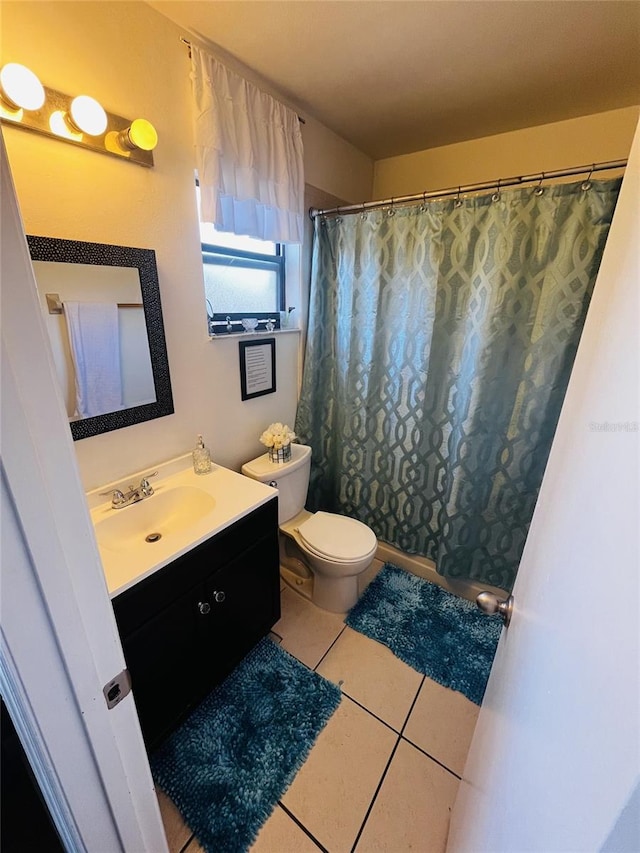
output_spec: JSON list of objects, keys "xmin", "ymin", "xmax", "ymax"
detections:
[{"xmin": 27, "ymin": 235, "xmax": 174, "ymax": 441}]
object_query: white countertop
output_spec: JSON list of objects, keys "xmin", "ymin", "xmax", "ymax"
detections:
[{"xmin": 87, "ymin": 454, "xmax": 277, "ymax": 598}]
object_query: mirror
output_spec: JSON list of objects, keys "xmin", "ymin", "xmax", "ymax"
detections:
[{"xmin": 27, "ymin": 235, "xmax": 174, "ymax": 441}]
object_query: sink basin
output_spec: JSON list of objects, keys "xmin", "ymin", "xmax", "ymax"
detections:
[
  {"xmin": 95, "ymin": 485, "xmax": 216, "ymax": 553},
  {"xmin": 88, "ymin": 455, "xmax": 277, "ymax": 598}
]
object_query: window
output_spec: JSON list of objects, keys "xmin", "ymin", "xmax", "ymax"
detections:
[{"xmin": 197, "ymin": 186, "xmax": 285, "ymax": 334}]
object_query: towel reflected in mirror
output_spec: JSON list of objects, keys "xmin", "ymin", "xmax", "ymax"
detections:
[{"xmin": 64, "ymin": 301, "xmax": 123, "ymax": 419}]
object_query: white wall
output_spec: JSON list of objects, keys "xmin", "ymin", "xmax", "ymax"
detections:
[
  {"xmin": 374, "ymin": 106, "xmax": 640, "ymax": 197},
  {"xmin": 1, "ymin": 1, "xmax": 374, "ymax": 490}
]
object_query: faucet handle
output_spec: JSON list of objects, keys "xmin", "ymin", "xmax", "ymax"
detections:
[
  {"xmin": 100, "ymin": 488, "xmax": 127, "ymax": 507},
  {"xmin": 139, "ymin": 471, "xmax": 158, "ymax": 496}
]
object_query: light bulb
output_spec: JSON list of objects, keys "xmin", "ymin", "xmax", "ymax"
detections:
[
  {"xmin": 50, "ymin": 110, "xmax": 82, "ymax": 141},
  {"xmin": 68, "ymin": 95, "xmax": 107, "ymax": 136},
  {"xmin": 0, "ymin": 63, "xmax": 45, "ymax": 111},
  {"xmin": 120, "ymin": 118, "xmax": 158, "ymax": 151}
]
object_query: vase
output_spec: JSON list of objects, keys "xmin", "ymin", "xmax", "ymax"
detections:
[{"xmin": 268, "ymin": 443, "xmax": 292, "ymax": 463}]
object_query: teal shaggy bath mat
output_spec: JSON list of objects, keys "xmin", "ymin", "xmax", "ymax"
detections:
[
  {"xmin": 347, "ymin": 564, "xmax": 502, "ymax": 705},
  {"xmin": 151, "ymin": 637, "xmax": 341, "ymax": 853}
]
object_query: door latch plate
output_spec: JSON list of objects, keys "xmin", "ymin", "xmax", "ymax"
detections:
[{"xmin": 103, "ymin": 669, "xmax": 132, "ymax": 709}]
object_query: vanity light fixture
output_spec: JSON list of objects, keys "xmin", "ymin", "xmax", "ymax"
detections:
[{"xmin": 0, "ymin": 62, "xmax": 157, "ymax": 167}]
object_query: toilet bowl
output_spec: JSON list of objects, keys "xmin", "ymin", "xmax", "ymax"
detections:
[{"xmin": 241, "ymin": 444, "xmax": 377, "ymax": 612}]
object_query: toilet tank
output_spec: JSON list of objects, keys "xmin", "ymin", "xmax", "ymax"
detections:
[{"xmin": 242, "ymin": 444, "xmax": 311, "ymax": 524}]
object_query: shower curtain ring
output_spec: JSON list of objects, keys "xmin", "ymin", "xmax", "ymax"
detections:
[
  {"xmin": 581, "ymin": 164, "xmax": 595, "ymax": 191},
  {"xmin": 534, "ymin": 172, "xmax": 545, "ymax": 196},
  {"xmin": 361, "ymin": 202, "xmax": 367, "ymax": 220},
  {"xmin": 491, "ymin": 179, "xmax": 502, "ymax": 202},
  {"xmin": 388, "ymin": 197, "xmax": 395, "ymax": 216},
  {"xmin": 454, "ymin": 186, "xmax": 463, "ymax": 208}
]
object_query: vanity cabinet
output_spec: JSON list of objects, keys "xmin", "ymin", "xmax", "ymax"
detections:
[{"xmin": 112, "ymin": 498, "xmax": 280, "ymax": 748}]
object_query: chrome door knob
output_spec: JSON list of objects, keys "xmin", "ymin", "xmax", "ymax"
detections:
[
  {"xmin": 197, "ymin": 601, "xmax": 211, "ymax": 615},
  {"xmin": 476, "ymin": 592, "xmax": 514, "ymax": 626},
  {"xmin": 212, "ymin": 590, "xmax": 226, "ymax": 603}
]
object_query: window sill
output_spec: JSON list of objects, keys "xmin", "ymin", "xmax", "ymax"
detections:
[{"xmin": 208, "ymin": 327, "xmax": 301, "ymax": 341}]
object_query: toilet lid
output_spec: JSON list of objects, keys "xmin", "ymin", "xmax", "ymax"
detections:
[{"xmin": 297, "ymin": 512, "xmax": 376, "ymax": 562}]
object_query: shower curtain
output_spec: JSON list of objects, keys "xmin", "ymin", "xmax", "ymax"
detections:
[{"xmin": 295, "ymin": 179, "xmax": 621, "ymax": 592}]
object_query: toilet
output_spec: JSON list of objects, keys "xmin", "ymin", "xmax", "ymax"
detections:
[{"xmin": 242, "ymin": 444, "xmax": 377, "ymax": 612}]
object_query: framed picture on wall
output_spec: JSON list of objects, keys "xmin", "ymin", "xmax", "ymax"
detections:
[{"xmin": 239, "ymin": 338, "xmax": 276, "ymax": 401}]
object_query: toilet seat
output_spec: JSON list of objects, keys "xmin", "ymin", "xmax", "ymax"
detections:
[{"xmin": 296, "ymin": 511, "xmax": 377, "ymax": 563}]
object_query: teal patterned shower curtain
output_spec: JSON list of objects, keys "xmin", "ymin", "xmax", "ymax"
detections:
[{"xmin": 295, "ymin": 179, "xmax": 620, "ymax": 592}]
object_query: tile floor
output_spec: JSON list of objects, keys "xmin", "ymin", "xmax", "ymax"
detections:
[{"xmin": 157, "ymin": 560, "xmax": 480, "ymax": 853}]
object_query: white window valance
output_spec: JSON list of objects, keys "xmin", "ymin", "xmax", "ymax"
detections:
[{"xmin": 190, "ymin": 46, "xmax": 304, "ymax": 245}]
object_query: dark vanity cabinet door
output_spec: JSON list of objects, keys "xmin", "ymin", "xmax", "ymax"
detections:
[
  {"xmin": 118, "ymin": 585, "xmax": 207, "ymax": 748},
  {"xmin": 112, "ymin": 498, "xmax": 280, "ymax": 748},
  {"xmin": 202, "ymin": 537, "xmax": 282, "ymax": 685}
]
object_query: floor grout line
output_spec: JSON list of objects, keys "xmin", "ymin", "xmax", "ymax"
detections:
[
  {"xmin": 312, "ymin": 624, "xmax": 347, "ymax": 671},
  {"xmin": 348, "ymin": 734, "xmax": 402, "ymax": 853},
  {"xmin": 348, "ymin": 676, "xmax": 427, "ymax": 853},
  {"xmin": 277, "ymin": 801, "xmax": 329, "ymax": 852},
  {"xmin": 399, "ymin": 676, "xmax": 425, "ymax": 736},
  {"xmin": 338, "ymin": 691, "xmax": 406, "ymax": 736},
  {"xmin": 401, "ymin": 734, "xmax": 463, "ymax": 781},
  {"xmin": 344, "ymin": 675, "xmax": 425, "ymax": 853},
  {"xmin": 396, "ymin": 673, "xmax": 464, "ymax": 781},
  {"xmin": 178, "ymin": 832, "xmax": 195, "ymax": 853}
]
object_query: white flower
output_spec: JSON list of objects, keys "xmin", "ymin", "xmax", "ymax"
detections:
[{"xmin": 259, "ymin": 422, "xmax": 295, "ymax": 449}]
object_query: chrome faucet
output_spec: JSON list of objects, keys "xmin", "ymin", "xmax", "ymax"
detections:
[{"xmin": 102, "ymin": 472, "xmax": 158, "ymax": 509}]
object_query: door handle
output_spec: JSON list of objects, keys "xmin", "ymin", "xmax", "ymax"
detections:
[{"xmin": 476, "ymin": 592, "xmax": 514, "ymax": 627}]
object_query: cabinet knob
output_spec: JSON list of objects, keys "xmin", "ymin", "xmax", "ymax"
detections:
[
  {"xmin": 197, "ymin": 601, "xmax": 211, "ymax": 615},
  {"xmin": 212, "ymin": 590, "xmax": 226, "ymax": 604}
]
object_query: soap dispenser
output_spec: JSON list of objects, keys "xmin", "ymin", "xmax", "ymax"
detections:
[{"xmin": 193, "ymin": 435, "xmax": 212, "ymax": 475}]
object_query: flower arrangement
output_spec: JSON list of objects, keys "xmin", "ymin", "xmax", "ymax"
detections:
[{"xmin": 260, "ymin": 422, "xmax": 295, "ymax": 463}]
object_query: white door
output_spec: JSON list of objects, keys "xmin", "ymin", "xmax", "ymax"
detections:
[
  {"xmin": 447, "ymin": 125, "xmax": 640, "ymax": 851},
  {"xmin": 1, "ymin": 132, "xmax": 168, "ymax": 851}
]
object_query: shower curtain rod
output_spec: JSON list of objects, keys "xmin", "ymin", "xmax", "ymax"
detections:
[{"xmin": 309, "ymin": 158, "xmax": 627, "ymax": 219}]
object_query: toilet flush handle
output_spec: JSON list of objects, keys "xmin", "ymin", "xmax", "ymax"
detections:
[{"xmin": 268, "ymin": 480, "xmax": 278, "ymax": 488}]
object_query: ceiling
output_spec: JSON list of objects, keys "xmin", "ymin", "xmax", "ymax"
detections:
[{"xmin": 149, "ymin": 1, "xmax": 640, "ymax": 160}]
